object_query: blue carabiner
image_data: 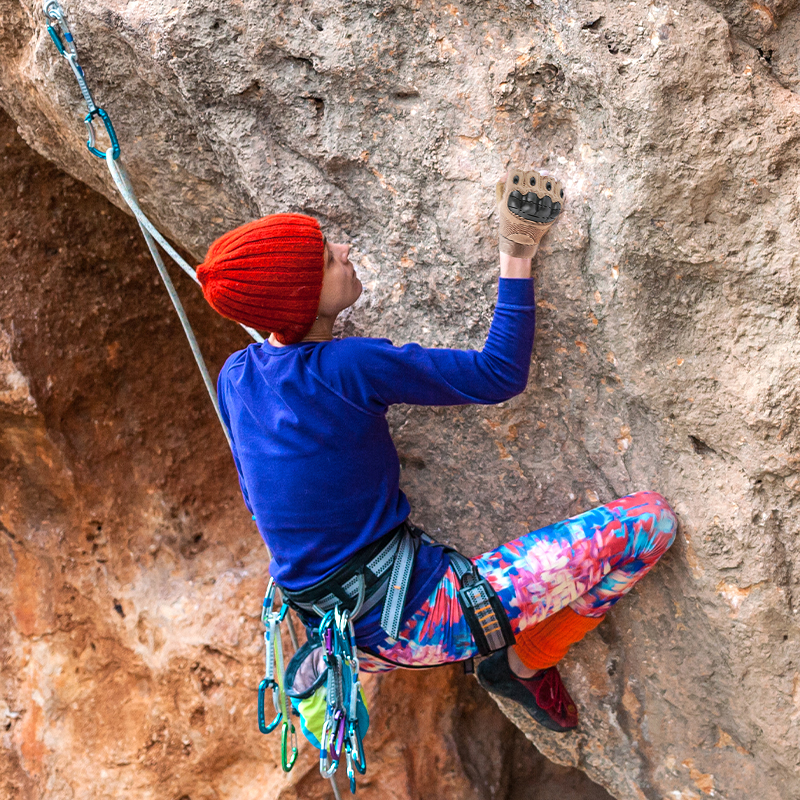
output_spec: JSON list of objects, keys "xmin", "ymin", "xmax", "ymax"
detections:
[
  {"xmin": 46, "ymin": 24, "xmax": 68, "ymax": 55},
  {"xmin": 257, "ymin": 678, "xmax": 282, "ymax": 734},
  {"xmin": 85, "ymin": 108, "xmax": 120, "ymax": 160},
  {"xmin": 348, "ymin": 720, "xmax": 367, "ymax": 774}
]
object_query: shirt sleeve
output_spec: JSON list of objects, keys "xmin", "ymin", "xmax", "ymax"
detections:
[{"xmin": 314, "ymin": 278, "xmax": 535, "ymax": 413}]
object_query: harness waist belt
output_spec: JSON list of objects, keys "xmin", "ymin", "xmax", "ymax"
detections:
[
  {"xmin": 279, "ymin": 521, "xmax": 420, "ymax": 639},
  {"xmin": 279, "ymin": 523, "xmax": 516, "ymax": 654}
]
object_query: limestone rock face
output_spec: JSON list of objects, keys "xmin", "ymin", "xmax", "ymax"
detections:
[{"xmin": 1, "ymin": 1, "xmax": 799, "ymax": 798}]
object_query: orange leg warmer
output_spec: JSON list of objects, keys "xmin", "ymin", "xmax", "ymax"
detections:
[{"xmin": 513, "ymin": 607, "xmax": 605, "ymax": 671}]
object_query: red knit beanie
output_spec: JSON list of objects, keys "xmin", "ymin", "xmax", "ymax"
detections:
[{"xmin": 196, "ymin": 213, "xmax": 325, "ymax": 344}]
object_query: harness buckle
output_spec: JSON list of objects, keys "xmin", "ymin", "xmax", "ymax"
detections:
[{"xmin": 457, "ymin": 571, "xmax": 516, "ymax": 656}]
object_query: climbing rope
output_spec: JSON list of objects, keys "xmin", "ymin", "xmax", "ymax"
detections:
[
  {"xmin": 39, "ymin": 2, "xmax": 302, "ymax": 661},
  {"xmin": 41, "ymin": 0, "xmax": 264, "ymax": 448},
  {"xmin": 41, "ymin": 7, "xmax": 379, "ymax": 795},
  {"xmin": 40, "ymin": 0, "xmax": 310, "ymax": 699}
]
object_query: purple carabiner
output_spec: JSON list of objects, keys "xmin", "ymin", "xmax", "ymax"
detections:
[
  {"xmin": 324, "ymin": 626, "xmax": 334, "ymax": 656},
  {"xmin": 329, "ymin": 708, "xmax": 346, "ymax": 761}
]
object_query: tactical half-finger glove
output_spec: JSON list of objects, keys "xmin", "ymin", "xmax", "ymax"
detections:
[{"xmin": 496, "ymin": 168, "xmax": 564, "ymax": 258}]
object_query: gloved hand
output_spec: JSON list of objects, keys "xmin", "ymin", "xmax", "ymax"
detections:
[{"xmin": 496, "ymin": 168, "xmax": 564, "ymax": 259}]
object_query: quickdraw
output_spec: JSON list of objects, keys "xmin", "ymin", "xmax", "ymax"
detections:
[
  {"xmin": 258, "ymin": 580, "xmax": 298, "ymax": 772},
  {"xmin": 318, "ymin": 608, "xmax": 367, "ymax": 792},
  {"xmin": 258, "ymin": 588, "xmax": 368, "ymax": 793},
  {"xmin": 42, "ymin": 1, "xmax": 120, "ymax": 160}
]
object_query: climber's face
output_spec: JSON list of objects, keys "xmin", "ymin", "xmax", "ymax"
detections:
[{"xmin": 316, "ymin": 239, "xmax": 362, "ymax": 318}]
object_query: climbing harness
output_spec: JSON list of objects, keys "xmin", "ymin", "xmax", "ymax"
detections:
[
  {"xmin": 280, "ymin": 522, "xmax": 419, "ymax": 640},
  {"xmin": 260, "ymin": 521, "xmax": 514, "ymax": 792},
  {"xmin": 39, "ymin": 5, "xmax": 514, "ymax": 795},
  {"xmin": 279, "ymin": 520, "xmax": 514, "ymax": 652}
]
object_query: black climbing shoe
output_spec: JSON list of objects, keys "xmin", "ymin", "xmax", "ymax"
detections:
[{"xmin": 477, "ymin": 649, "xmax": 578, "ymax": 732}]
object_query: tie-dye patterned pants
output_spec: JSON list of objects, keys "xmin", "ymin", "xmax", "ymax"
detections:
[{"xmin": 358, "ymin": 491, "xmax": 677, "ymax": 672}]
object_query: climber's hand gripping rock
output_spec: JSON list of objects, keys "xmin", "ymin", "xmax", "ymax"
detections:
[{"xmin": 496, "ymin": 168, "xmax": 564, "ymax": 259}]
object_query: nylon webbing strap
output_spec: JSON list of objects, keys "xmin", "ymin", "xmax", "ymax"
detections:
[
  {"xmin": 449, "ymin": 552, "xmax": 474, "ymax": 579},
  {"xmin": 283, "ymin": 529, "xmax": 405, "ymax": 619},
  {"xmin": 313, "ymin": 530, "xmax": 402, "ymax": 611},
  {"xmin": 379, "ymin": 529, "xmax": 417, "ymax": 640}
]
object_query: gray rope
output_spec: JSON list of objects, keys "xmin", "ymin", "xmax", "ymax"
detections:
[
  {"xmin": 105, "ymin": 157, "xmax": 234, "ymax": 446},
  {"xmin": 103, "ymin": 157, "xmax": 301, "ymax": 656},
  {"xmin": 105, "ymin": 154, "xmax": 266, "ymax": 449},
  {"xmin": 105, "ymin": 154, "xmax": 264, "ymax": 343}
]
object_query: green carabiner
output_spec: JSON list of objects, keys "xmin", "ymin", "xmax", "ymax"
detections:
[{"xmin": 281, "ymin": 719, "xmax": 298, "ymax": 772}]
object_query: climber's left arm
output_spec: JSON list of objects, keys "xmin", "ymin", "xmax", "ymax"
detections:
[{"xmin": 313, "ymin": 273, "xmax": 536, "ymax": 411}]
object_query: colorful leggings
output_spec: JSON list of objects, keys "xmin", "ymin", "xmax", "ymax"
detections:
[{"xmin": 358, "ymin": 491, "xmax": 677, "ymax": 672}]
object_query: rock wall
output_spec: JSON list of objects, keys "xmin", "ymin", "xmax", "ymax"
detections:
[
  {"xmin": 1, "ymin": 1, "xmax": 799, "ymax": 798},
  {"xmin": 0, "ymin": 110, "xmax": 614, "ymax": 800}
]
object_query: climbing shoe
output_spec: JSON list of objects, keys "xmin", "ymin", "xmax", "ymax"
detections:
[
  {"xmin": 496, "ymin": 168, "xmax": 564, "ymax": 258},
  {"xmin": 476, "ymin": 649, "xmax": 578, "ymax": 732}
]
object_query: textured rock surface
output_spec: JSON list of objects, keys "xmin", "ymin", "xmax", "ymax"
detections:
[
  {"xmin": 1, "ymin": 1, "xmax": 800, "ymax": 798},
  {"xmin": 0, "ymin": 110, "xmax": 615, "ymax": 800}
]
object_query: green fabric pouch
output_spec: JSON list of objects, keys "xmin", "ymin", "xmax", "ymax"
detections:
[{"xmin": 284, "ymin": 634, "xmax": 369, "ymax": 751}]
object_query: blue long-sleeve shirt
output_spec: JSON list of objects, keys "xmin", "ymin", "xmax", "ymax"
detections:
[{"xmin": 218, "ymin": 277, "xmax": 536, "ymax": 644}]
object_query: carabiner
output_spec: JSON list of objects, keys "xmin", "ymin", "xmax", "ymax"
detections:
[
  {"xmin": 347, "ymin": 720, "xmax": 367, "ymax": 774},
  {"xmin": 45, "ymin": 22, "xmax": 68, "ymax": 56},
  {"xmin": 257, "ymin": 678, "xmax": 282, "ymax": 734},
  {"xmin": 319, "ymin": 610, "xmax": 336, "ymax": 646},
  {"xmin": 43, "ymin": 1, "xmax": 74, "ymax": 56},
  {"xmin": 330, "ymin": 708, "xmax": 346, "ymax": 762},
  {"xmin": 258, "ymin": 608, "xmax": 283, "ymax": 734},
  {"xmin": 261, "ymin": 578, "xmax": 276, "ymax": 624},
  {"xmin": 262, "ymin": 579, "xmax": 289, "ymax": 624},
  {"xmin": 320, "ymin": 717, "xmax": 339, "ymax": 778},
  {"xmin": 85, "ymin": 108, "xmax": 120, "ymax": 160},
  {"xmin": 346, "ymin": 749, "xmax": 357, "ymax": 794},
  {"xmin": 281, "ymin": 720, "xmax": 298, "ymax": 772}
]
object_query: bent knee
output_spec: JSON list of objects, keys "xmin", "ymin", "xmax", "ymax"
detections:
[{"xmin": 623, "ymin": 490, "xmax": 678, "ymax": 550}]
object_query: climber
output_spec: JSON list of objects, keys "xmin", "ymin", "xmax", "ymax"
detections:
[{"xmin": 196, "ymin": 167, "xmax": 677, "ymax": 732}]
